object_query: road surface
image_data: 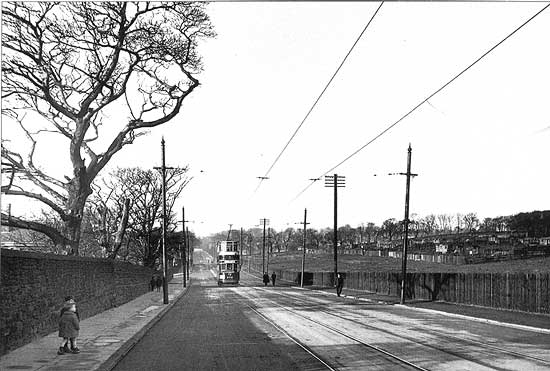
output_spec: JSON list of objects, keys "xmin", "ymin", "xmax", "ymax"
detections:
[{"xmin": 113, "ymin": 266, "xmax": 550, "ymax": 370}]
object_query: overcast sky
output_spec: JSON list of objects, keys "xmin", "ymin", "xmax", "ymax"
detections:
[{"xmin": 4, "ymin": 2, "xmax": 550, "ymax": 237}]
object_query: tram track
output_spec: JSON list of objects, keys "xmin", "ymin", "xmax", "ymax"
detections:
[
  {"xmin": 241, "ymin": 288, "xmax": 429, "ymax": 370},
  {"xmin": 259, "ymin": 286, "xmax": 550, "ymax": 368},
  {"xmin": 237, "ymin": 276, "xmax": 550, "ymax": 370}
]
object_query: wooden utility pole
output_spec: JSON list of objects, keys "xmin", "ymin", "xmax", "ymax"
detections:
[
  {"xmin": 325, "ymin": 174, "xmax": 345, "ymax": 282},
  {"xmin": 299, "ymin": 208, "xmax": 310, "ymax": 287},
  {"xmin": 266, "ymin": 227, "xmax": 271, "ymax": 273},
  {"xmin": 186, "ymin": 226, "xmax": 191, "ymax": 275},
  {"xmin": 400, "ymin": 144, "xmax": 416, "ymax": 304},
  {"xmin": 227, "ymin": 224, "xmax": 233, "ymax": 240},
  {"xmin": 260, "ymin": 218, "xmax": 269, "ymax": 274},
  {"xmin": 359, "ymin": 224, "xmax": 364, "ymax": 256},
  {"xmin": 160, "ymin": 138, "xmax": 169, "ymax": 304},
  {"xmin": 181, "ymin": 207, "xmax": 187, "ymax": 288},
  {"xmin": 239, "ymin": 227, "xmax": 243, "ymax": 270}
]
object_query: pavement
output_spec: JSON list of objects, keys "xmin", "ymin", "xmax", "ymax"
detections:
[
  {"xmin": 2, "ymin": 269, "xmax": 549, "ymax": 371},
  {"xmin": 0, "ymin": 274, "xmax": 188, "ymax": 371}
]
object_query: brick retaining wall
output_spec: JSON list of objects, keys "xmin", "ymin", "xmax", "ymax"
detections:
[{"xmin": 0, "ymin": 249, "xmax": 154, "ymax": 356}]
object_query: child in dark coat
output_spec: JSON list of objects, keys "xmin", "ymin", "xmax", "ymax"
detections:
[{"xmin": 58, "ymin": 298, "xmax": 80, "ymax": 354}]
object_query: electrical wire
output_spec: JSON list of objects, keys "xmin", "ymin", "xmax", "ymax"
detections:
[
  {"xmin": 253, "ymin": 2, "xmax": 384, "ymax": 194},
  {"xmin": 292, "ymin": 2, "xmax": 550, "ymax": 201}
]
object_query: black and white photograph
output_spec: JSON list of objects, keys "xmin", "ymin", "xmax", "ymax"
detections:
[{"xmin": 1, "ymin": 1, "xmax": 550, "ymax": 370}]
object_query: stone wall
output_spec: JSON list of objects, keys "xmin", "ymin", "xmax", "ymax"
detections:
[{"xmin": 0, "ymin": 249, "xmax": 153, "ymax": 356}]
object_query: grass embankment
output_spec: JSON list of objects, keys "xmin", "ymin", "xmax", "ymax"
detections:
[{"xmin": 259, "ymin": 253, "xmax": 550, "ymax": 273}]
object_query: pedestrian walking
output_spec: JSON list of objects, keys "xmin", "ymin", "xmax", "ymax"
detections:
[
  {"xmin": 271, "ymin": 272, "xmax": 277, "ymax": 286},
  {"xmin": 336, "ymin": 273, "xmax": 344, "ymax": 297},
  {"xmin": 150, "ymin": 276, "xmax": 156, "ymax": 291},
  {"xmin": 57, "ymin": 298, "xmax": 80, "ymax": 354},
  {"xmin": 263, "ymin": 272, "xmax": 270, "ymax": 286},
  {"xmin": 155, "ymin": 276, "xmax": 162, "ymax": 292}
]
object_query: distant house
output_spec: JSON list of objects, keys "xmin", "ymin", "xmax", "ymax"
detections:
[
  {"xmin": 520, "ymin": 237, "xmax": 540, "ymax": 246},
  {"xmin": 435, "ymin": 243, "xmax": 448, "ymax": 254},
  {"xmin": 377, "ymin": 240, "xmax": 393, "ymax": 249},
  {"xmin": 540, "ymin": 237, "xmax": 550, "ymax": 246}
]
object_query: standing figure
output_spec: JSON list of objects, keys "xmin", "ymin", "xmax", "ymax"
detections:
[
  {"xmin": 336, "ymin": 273, "xmax": 344, "ymax": 297},
  {"xmin": 263, "ymin": 273, "xmax": 270, "ymax": 286},
  {"xmin": 57, "ymin": 299, "xmax": 80, "ymax": 354},
  {"xmin": 155, "ymin": 276, "xmax": 162, "ymax": 292},
  {"xmin": 150, "ymin": 276, "xmax": 156, "ymax": 291},
  {"xmin": 271, "ymin": 272, "xmax": 277, "ymax": 286}
]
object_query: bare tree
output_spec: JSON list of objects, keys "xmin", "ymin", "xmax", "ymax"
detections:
[
  {"xmin": 381, "ymin": 218, "xmax": 399, "ymax": 241},
  {"xmin": 422, "ymin": 214, "xmax": 437, "ymax": 235},
  {"xmin": 463, "ymin": 212, "xmax": 479, "ymax": 232},
  {"xmin": 279, "ymin": 227, "xmax": 295, "ymax": 252},
  {"xmin": 88, "ymin": 167, "xmax": 190, "ymax": 266},
  {"xmin": 363, "ymin": 222, "xmax": 379, "ymax": 244},
  {"xmin": 455, "ymin": 213, "xmax": 463, "ymax": 233},
  {"xmin": 1, "ymin": 2, "xmax": 215, "ymax": 254},
  {"xmin": 436, "ymin": 214, "xmax": 453, "ymax": 233}
]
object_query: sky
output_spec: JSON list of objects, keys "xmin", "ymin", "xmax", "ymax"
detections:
[{"xmin": 3, "ymin": 2, "xmax": 550, "ymax": 237}]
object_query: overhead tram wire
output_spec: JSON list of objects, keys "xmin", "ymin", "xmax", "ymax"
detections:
[
  {"xmin": 252, "ymin": 2, "xmax": 385, "ymax": 195},
  {"xmin": 292, "ymin": 2, "xmax": 550, "ymax": 202}
]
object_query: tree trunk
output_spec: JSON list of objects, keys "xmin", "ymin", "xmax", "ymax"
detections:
[
  {"xmin": 65, "ymin": 165, "xmax": 92, "ymax": 255},
  {"xmin": 109, "ymin": 198, "xmax": 130, "ymax": 259}
]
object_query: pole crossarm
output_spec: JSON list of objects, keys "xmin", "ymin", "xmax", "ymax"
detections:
[{"xmin": 324, "ymin": 174, "xmax": 346, "ymax": 187}]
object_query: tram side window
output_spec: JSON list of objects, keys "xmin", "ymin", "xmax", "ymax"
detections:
[{"xmin": 220, "ymin": 263, "xmax": 226, "ymax": 270}]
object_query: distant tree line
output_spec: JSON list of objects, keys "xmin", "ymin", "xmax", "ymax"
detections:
[{"xmin": 203, "ymin": 210, "xmax": 550, "ymax": 254}]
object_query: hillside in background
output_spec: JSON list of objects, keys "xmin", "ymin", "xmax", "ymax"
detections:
[{"xmin": 254, "ymin": 253, "xmax": 550, "ymax": 274}]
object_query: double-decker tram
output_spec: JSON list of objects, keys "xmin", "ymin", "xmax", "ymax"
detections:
[{"xmin": 217, "ymin": 240, "xmax": 240, "ymax": 286}]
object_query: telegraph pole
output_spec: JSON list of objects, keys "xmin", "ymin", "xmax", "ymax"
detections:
[
  {"xmin": 298, "ymin": 208, "xmax": 310, "ymax": 287},
  {"xmin": 359, "ymin": 224, "xmax": 364, "ymax": 256},
  {"xmin": 400, "ymin": 144, "xmax": 416, "ymax": 304},
  {"xmin": 186, "ymin": 226, "xmax": 191, "ymax": 275},
  {"xmin": 239, "ymin": 227, "xmax": 243, "ymax": 269},
  {"xmin": 260, "ymin": 218, "xmax": 269, "ymax": 274},
  {"xmin": 266, "ymin": 227, "xmax": 271, "ymax": 273},
  {"xmin": 325, "ymin": 174, "xmax": 345, "ymax": 282},
  {"xmin": 227, "ymin": 224, "xmax": 233, "ymax": 240},
  {"xmin": 181, "ymin": 207, "xmax": 187, "ymax": 288},
  {"xmin": 160, "ymin": 138, "xmax": 169, "ymax": 304}
]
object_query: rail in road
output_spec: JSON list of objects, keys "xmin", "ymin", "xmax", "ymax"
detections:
[
  {"xmin": 112, "ymin": 266, "xmax": 550, "ymax": 371},
  {"xmin": 236, "ymin": 271, "xmax": 550, "ymax": 371}
]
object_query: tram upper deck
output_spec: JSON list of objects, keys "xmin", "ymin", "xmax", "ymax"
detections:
[{"xmin": 216, "ymin": 240, "xmax": 240, "ymax": 285}]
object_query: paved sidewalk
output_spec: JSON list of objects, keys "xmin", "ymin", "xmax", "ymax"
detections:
[{"xmin": 0, "ymin": 274, "xmax": 188, "ymax": 371}]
